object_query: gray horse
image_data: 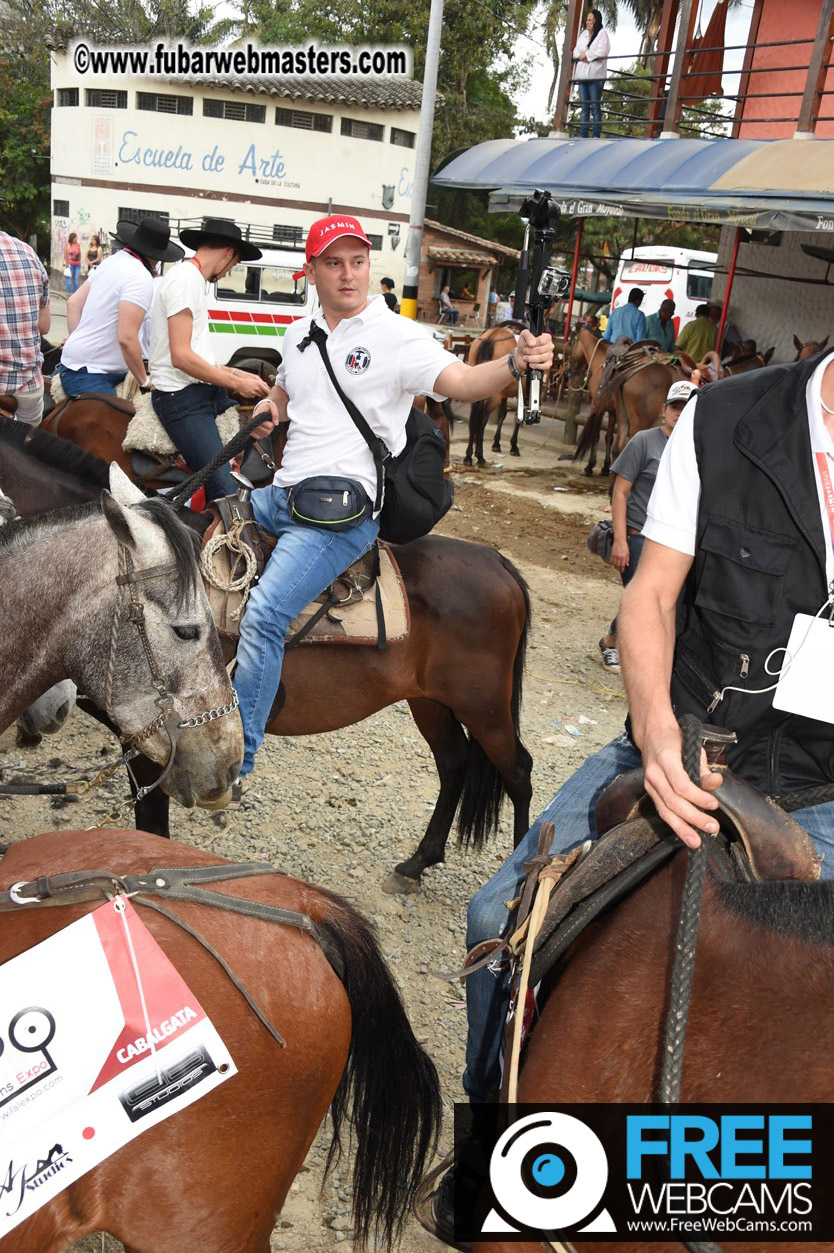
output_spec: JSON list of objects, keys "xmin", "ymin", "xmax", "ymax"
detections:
[
  {"xmin": 0, "ymin": 465, "xmax": 243, "ymax": 808},
  {"xmin": 0, "ymin": 482, "xmax": 78, "ymax": 748}
]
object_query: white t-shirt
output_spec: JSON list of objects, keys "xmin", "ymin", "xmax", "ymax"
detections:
[
  {"xmin": 60, "ymin": 251, "xmax": 153, "ymax": 374},
  {"xmin": 643, "ymin": 354, "xmax": 834, "ymax": 587},
  {"xmin": 274, "ymin": 294, "xmax": 458, "ymax": 503},
  {"xmin": 149, "ymin": 261, "xmax": 215, "ymax": 392}
]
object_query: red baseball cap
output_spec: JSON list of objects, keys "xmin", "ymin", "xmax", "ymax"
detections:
[{"xmin": 293, "ymin": 214, "xmax": 371, "ymax": 280}]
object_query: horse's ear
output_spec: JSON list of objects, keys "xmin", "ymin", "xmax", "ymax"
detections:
[
  {"xmin": 794, "ymin": 335, "xmax": 802, "ymax": 351},
  {"xmin": 822, "ymin": 336, "xmax": 830, "ymax": 350},
  {"xmin": 108, "ymin": 462, "xmax": 145, "ymax": 507},
  {"xmin": 764, "ymin": 347, "xmax": 775, "ymax": 363},
  {"xmin": 101, "ymin": 490, "xmax": 168, "ymax": 561}
]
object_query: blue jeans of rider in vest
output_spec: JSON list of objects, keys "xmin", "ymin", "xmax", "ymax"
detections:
[
  {"xmin": 463, "ymin": 731, "xmax": 834, "ymax": 1103},
  {"xmin": 232, "ymin": 484, "xmax": 379, "ymax": 778},
  {"xmin": 152, "ymin": 383, "xmax": 236, "ymax": 503}
]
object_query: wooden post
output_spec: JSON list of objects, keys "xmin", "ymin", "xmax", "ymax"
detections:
[
  {"xmin": 659, "ymin": 0, "xmax": 699, "ymax": 137},
  {"xmin": 562, "ymin": 218, "xmax": 584, "ymax": 339},
  {"xmin": 796, "ymin": 0, "xmax": 834, "ymax": 136},
  {"xmin": 550, "ymin": 0, "xmax": 584, "ymax": 136},
  {"xmin": 730, "ymin": 0, "xmax": 765, "ymax": 138},
  {"xmin": 646, "ymin": 0, "xmax": 680, "ymax": 137},
  {"xmin": 716, "ymin": 226, "xmax": 741, "ymax": 355},
  {"xmin": 561, "ymin": 220, "xmax": 585, "ymax": 446}
]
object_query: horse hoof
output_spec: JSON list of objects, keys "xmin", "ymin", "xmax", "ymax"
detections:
[
  {"xmin": 477, "ymin": 458, "xmax": 488, "ymax": 468},
  {"xmin": 584, "ymin": 466, "xmax": 594, "ymax": 477},
  {"xmin": 510, "ymin": 448, "xmax": 521, "ymax": 457},
  {"xmin": 462, "ymin": 456, "xmax": 473, "ymax": 466},
  {"xmin": 382, "ymin": 869, "xmax": 421, "ymax": 895},
  {"xmin": 491, "ymin": 442, "xmax": 501, "ymax": 452}
]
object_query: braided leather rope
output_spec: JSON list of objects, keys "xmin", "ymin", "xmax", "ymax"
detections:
[{"xmin": 658, "ymin": 713, "xmax": 723, "ymax": 1253}]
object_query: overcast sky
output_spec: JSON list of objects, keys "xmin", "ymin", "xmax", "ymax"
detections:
[{"xmin": 504, "ymin": 0, "xmax": 756, "ymax": 131}]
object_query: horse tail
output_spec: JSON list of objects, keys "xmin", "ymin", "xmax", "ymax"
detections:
[
  {"xmin": 457, "ymin": 554, "xmax": 531, "ymax": 847},
  {"xmin": 441, "ymin": 397, "xmax": 454, "ymax": 434},
  {"xmin": 316, "ymin": 896, "xmax": 441, "ymax": 1250},
  {"xmin": 574, "ymin": 404, "xmax": 604, "ymax": 460}
]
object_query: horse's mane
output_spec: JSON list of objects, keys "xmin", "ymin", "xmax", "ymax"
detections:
[
  {"xmin": 717, "ymin": 879, "xmax": 834, "ymax": 946},
  {"xmin": 0, "ymin": 416, "xmax": 113, "ymax": 491},
  {"xmin": 0, "ymin": 495, "xmax": 200, "ymax": 604}
]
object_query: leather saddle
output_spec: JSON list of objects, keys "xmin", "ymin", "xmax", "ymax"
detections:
[
  {"xmin": 202, "ymin": 492, "xmax": 407, "ymax": 649},
  {"xmin": 515, "ymin": 728, "xmax": 820, "ymax": 993}
]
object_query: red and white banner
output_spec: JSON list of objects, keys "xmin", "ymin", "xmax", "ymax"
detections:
[{"xmin": 0, "ymin": 898, "xmax": 236, "ymax": 1237}]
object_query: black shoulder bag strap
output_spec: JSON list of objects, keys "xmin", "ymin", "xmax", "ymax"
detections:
[{"xmin": 306, "ymin": 322, "xmax": 391, "ymax": 512}]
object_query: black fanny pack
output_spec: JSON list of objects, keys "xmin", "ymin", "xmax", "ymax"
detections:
[
  {"xmin": 307, "ymin": 323, "xmax": 453, "ymax": 545},
  {"xmin": 287, "ymin": 476, "xmax": 371, "ymax": 531}
]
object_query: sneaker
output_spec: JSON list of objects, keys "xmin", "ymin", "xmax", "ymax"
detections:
[{"xmin": 598, "ymin": 637, "xmax": 620, "ymax": 670}]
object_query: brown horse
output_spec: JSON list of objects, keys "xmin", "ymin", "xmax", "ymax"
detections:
[
  {"xmin": 794, "ymin": 333, "xmax": 830, "ymax": 361},
  {"xmin": 571, "ymin": 329, "xmax": 685, "ymax": 476},
  {"xmin": 0, "ymin": 827, "xmax": 440, "ymax": 1253},
  {"xmin": 473, "ymin": 849, "xmax": 834, "ymax": 1253},
  {"xmin": 463, "ymin": 324, "xmax": 525, "ymax": 467},
  {"xmin": 0, "ymin": 417, "xmax": 532, "ymax": 894}
]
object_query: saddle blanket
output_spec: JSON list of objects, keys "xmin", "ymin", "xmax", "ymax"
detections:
[
  {"xmin": 122, "ymin": 393, "xmax": 241, "ymax": 456},
  {"xmin": 48, "ymin": 373, "xmax": 241, "ymax": 457},
  {"xmin": 0, "ymin": 898, "xmax": 235, "ymax": 1237},
  {"xmin": 206, "ymin": 541, "xmax": 409, "ymax": 647}
]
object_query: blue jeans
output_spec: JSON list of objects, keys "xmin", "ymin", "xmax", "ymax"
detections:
[
  {"xmin": 58, "ymin": 363, "xmax": 126, "ymax": 397},
  {"xmin": 578, "ymin": 78, "xmax": 604, "ymax": 138},
  {"xmin": 233, "ymin": 485, "xmax": 379, "ymax": 776},
  {"xmin": 65, "ymin": 264, "xmax": 81, "ymax": 294},
  {"xmin": 152, "ymin": 384, "xmax": 236, "ymax": 502},
  {"xmin": 463, "ymin": 732, "xmax": 834, "ymax": 1101}
]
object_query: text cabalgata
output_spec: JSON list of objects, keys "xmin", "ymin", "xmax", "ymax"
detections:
[{"xmin": 117, "ymin": 1007, "xmax": 198, "ymax": 1062}]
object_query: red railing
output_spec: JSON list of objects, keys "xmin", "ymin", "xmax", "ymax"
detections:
[{"xmin": 553, "ymin": 0, "xmax": 834, "ymax": 141}]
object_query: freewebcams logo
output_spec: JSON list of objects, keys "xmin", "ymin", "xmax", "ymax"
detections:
[{"xmin": 482, "ymin": 1111, "xmax": 616, "ymax": 1236}]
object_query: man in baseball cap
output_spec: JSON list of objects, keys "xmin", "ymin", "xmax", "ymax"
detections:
[
  {"xmin": 232, "ymin": 211, "xmax": 554, "ymax": 797},
  {"xmin": 292, "ymin": 214, "xmax": 370, "ymax": 280}
]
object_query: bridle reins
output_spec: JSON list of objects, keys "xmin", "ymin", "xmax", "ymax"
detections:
[{"xmin": 105, "ymin": 542, "xmax": 239, "ymax": 805}]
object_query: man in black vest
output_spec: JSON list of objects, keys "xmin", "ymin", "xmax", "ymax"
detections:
[
  {"xmin": 457, "ymin": 346, "xmax": 834, "ymax": 1126},
  {"xmin": 621, "ymin": 348, "xmax": 834, "ymax": 846}
]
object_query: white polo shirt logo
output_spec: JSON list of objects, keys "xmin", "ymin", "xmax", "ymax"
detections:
[{"xmin": 345, "ymin": 346, "xmax": 371, "ymax": 375}]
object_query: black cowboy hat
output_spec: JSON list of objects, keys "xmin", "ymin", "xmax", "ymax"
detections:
[
  {"xmin": 178, "ymin": 218, "xmax": 261, "ymax": 262},
  {"xmin": 113, "ymin": 217, "xmax": 184, "ymax": 263}
]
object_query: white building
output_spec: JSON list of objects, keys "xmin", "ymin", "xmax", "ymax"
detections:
[{"xmin": 48, "ymin": 49, "xmax": 421, "ymax": 283}]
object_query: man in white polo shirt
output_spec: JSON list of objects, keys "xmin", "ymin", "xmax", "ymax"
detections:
[
  {"xmin": 232, "ymin": 212, "xmax": 553, "ymax": 793},
  {"xmin": 149, "ymin": 218, "xmax": 269, "ymax": 501},
  {"xmin": 59, "ymin": 218, "xmax": 183, "ymax": 396}
]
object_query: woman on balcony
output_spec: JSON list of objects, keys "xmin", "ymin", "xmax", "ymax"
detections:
[{"xmin": 573, "ymin": 9, "xmax": 610, "ymax": 138}]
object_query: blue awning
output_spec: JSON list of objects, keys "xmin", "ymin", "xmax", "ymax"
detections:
[{"xmin": 432, "ymin": 137, "xmax": 834, "ymax": 230}]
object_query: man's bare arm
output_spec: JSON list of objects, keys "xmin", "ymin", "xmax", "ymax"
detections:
[
  {"xmin": 434, "ymin": 329, "xmax": 553, "ymax": 403},
  {"xmin": 66, "ymin": 281, "xmax": 90, "ymax": 334},
  {"xmin": 609, "ymin": 475, "xmax": 633, "ymax": 573},
  {"xmin": 618, "ymin": 538, "xmax": 721, "ymax": 847}
]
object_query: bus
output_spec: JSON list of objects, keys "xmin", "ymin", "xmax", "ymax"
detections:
[{"xmin": 609, "ymin": 245, "xmax": 717, "ymax": 338}]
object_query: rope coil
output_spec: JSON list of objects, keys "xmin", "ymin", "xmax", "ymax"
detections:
[{"xmin": 200, "ymin": 519, "xmax": 258, "ymax": 621}]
